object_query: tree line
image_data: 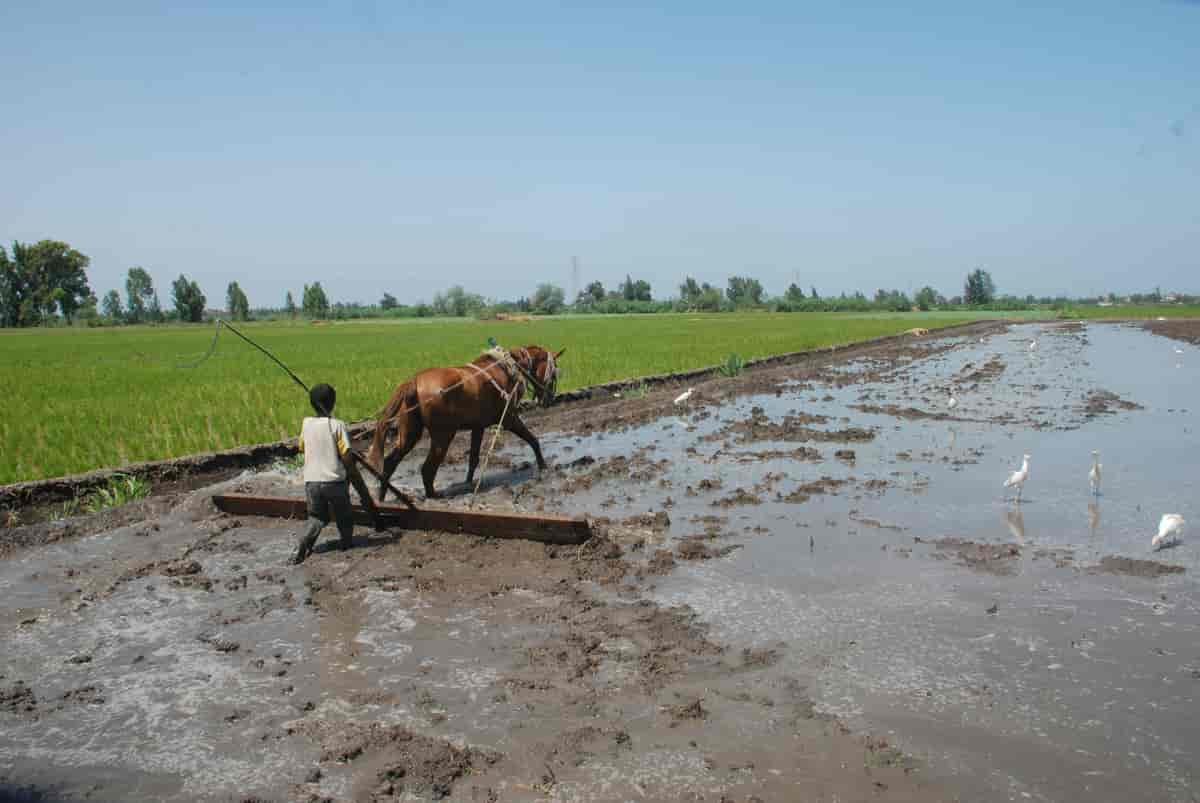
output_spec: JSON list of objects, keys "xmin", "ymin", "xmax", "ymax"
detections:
[{"xmin": 3, "ymin": 238, "xmax": 1194, "ymax": 328}]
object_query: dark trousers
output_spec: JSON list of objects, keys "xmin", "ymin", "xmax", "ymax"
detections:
[{"xmin": 293, "ymin": 480, "xmax": 354, "ymax": 562}]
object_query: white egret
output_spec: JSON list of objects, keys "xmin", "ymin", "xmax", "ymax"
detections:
[
  {"xmin": 1028, "ymin": 340, "xmax": 1038, "ymax": 351},
  {"xmin": 1175, "ymin": 348, "xmax": 1184, "ymax": 355},
  {"xmin": 673, "ymin": 388, "xmax": 695, "ymax": 406},
  {"xmin": 1004, "ymin": 454, "xmax": 1031, "ymax": 502},
  {"xmin": 1088, "ymin": 451, "xmax": 1102, "ymax": 496},
  {"xmin": 1151, "ymin": 514, "xmax": 1185, "ymax": 551},
  {"xmin": 947, "ymin": 393, "xmax": 958, "ymax": 410}
]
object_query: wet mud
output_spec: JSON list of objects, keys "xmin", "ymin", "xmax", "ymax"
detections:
[{"xmin": 3, "ymin": 319, "xmax": 1199, "ymax": 802}]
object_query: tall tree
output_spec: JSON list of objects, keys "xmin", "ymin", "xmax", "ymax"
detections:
[
  {"xmin": 679, "ymin": 277, "xmax": 702, "ymax": 305},
  {"xmin": 285, "ymin": 291, "xmax": 297, "ymax": 319},
  {"xmin": 125, "ymin": 267, "xmax": 156, "ymax": 323},
  {"xmin": 726, "ymin": 276, "xmax": 764, "ymax": 306},
  {"xmin": 226, "ymin": 281, "xmax": 250, "ymax": 321},
  {"xmin": 784, "ymin": 283, "xmax": 806, "ymax": 303},
  {"xmin": 964, "ymin": 269, "xmax": 996, "ymax": 306},
  {"xmin": 171, "ymin": 275, "xmax": 206, "ymax": 322},
  {"xmin": 618, "ymin": 275, "xmax": 652, "ymax": 302},
  {"xmin": 576, "ymin": 280, "xmax": 606, "ymax": 307},
  {"xmin": 914, "ymin": 286, "xmax": 941, "ymax": 311},
  {"xmin": 531, "ymin": 283, "xmax": 566, "ymax": 315},
  {"xmin": 380, "ymin": 292, "xmax": 398, "ymax": 310},
  {"xmin": 0, "ymin": 244, "xmax": 22, "ymax": 327},
  {"xmin": 27, "ymin": 240, "xmax": 91, "ymax": 322},
  {"xmin": 302, "ymin": 282, "xmax": 330, "ymax": 318},
  {"xmin": 0, "ymin": 240, "xmax": 92, "ymax": 326},
  {"xmin": 101, "ymin": 289, "xmax": 123, "ymax": 322}
]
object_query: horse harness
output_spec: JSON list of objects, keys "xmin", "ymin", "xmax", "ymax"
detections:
[
  {"xmin": 461, "ymin": 348, "xmax": 527, "ymax": 403},
  {"xmin": 379, "ymin": 346, "xmax": 557, "ymax": 424}
]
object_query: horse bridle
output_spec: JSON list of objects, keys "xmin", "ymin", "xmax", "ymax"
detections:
[{"xmin": 512, "ymin": 347, "xmax": 558, "ymax": 406}]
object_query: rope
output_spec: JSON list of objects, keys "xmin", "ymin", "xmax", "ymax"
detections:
[
  {"xmin": 178, "ymin": 319, "xmax": 310, "ymax": 393},
  {"xmin": 181, "ymin": 318, "xmax": 414, "ymax": 505},
  {"xmin": 470, "ymin": 381, "xmax": 516, "ymax": 507}
]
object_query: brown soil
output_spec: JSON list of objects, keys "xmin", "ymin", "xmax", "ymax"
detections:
[
  {"xmin": 0, "ymin": 320, "xmax": 1017, "ymax": 802},
  {"xmin": 705, "ymin": 407, "xmax": 875, "ymax": 445},
  {"xmin": 1143, "ymin": 317, "xmax": 1200, "ymax": 345},
  {"xmin": 1090, "ymin": 556, "xmax": 1186, "ymax": 578},
  {"xmin": 1079, "ymin": 389, "xmax": 1144, "ymax": 418},
  {"xmin": 918, "ymin": 537, "xmax": 1022, "ymax": 575}
]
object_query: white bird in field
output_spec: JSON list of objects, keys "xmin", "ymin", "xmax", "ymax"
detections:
[
  {"xmin": 947, "ymin": 393, "xmax": 958, "ymax": 410},
  {"xmin": 1176, "ymin": 348, "xmax": 1184, "ymax": 355},
  {"xmin": 1088, "ymin": 451, "xmax": 1102, "ymax": 496},
  {"xmin": 674, "ymin": 388, "xmax": 695, "ymax": 406},
  {"xmin": 1151, "ymin": 514, "xmax": 1185, "ymax": 551},
  {"xmin": 1004, "ymin": 454, "xmax": 1031, "ymax": 502},
  {"xmin": 1028, "ymin": 340, "xmax": 1038, "ymax": 351}
]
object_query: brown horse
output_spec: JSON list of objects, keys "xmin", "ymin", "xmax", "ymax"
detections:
[{"xmin": 367, "ymin": 345, "xmax": 563, "ymax": 500}]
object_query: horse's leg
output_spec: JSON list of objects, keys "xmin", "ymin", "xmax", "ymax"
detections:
[
  {"xmin": 466, "ymin": 427, "xmax": 484, "ymax": 485},
  {"xmin": 421, "ymin": 429, "xmax": 456, "ymax": 499},
  {"xmin": 502, "ymin": 413, "xmax": 547, "ymax": 470},
  {"xmin": 378, "ymin": 416, "xmax": 424, "ymax": 502}
]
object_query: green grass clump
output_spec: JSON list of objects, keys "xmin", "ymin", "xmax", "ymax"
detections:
[
  {"xmin": 717, "ymin": 353, "xmax": 745, "ymax": 377},
  {"xmin": 82, "ymin": 473, "xmax": 151, "ymax": 513},
  {"xmin": 619, "ymin": 381, "xmax": 649, "ymax": 399},
  {"xmin": 2, "ymin": 311, "xmax": 1013, "ymax": 483}
]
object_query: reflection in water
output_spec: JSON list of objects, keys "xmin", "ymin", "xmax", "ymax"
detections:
[
  {"xmin": 1004, "ymin": 507, "xmax": 1025, "ymax": 544},
  {"xmin": 1088, "ymin": 500, "xmax": 1100, "ymax": 538}
]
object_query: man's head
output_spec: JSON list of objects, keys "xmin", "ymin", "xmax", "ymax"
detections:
[{"xmin": 309, "ymin": 383, "xmax": 336, "ymax": 416}]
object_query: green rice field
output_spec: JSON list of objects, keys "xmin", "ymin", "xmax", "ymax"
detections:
[{"xmin": 2, "ymin": 311, "xmax": 1030, "ymax": 484}]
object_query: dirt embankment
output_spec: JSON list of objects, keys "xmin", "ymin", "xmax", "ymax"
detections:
[{"xmin": 1143, "ymin": 318, "xmax": 1200, "ymax": 346}]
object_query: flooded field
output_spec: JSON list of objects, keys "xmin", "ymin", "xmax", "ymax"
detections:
[{"xmin": 2, "ymin": 321, "xmax": 1196, "ymax": 802}]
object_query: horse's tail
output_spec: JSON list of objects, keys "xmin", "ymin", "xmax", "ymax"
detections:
[{"xmin": 368, "ymin": 379, "xmax": 419, "ymax": 470}]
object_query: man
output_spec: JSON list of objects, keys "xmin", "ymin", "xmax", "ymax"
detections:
[{"xmin": 291, "ymin": 383, "xmax": 383, "ymax": 565}]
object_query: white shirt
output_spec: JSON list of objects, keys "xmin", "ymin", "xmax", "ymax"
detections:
[{"xmin": 298, "ymin": 416, "xmax": 350, "ymax": 483}]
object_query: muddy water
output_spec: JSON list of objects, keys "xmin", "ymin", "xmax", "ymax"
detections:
[
  {"xmin": 2, "ymin": 322, "xmax": 1197, "ymax": 803},
  {"xmin": 514, "ymin": 322, "xmax": 1198, "ymax": 802}
]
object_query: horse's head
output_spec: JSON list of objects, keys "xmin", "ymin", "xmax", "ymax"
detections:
[{"xmin": 518, "ymin": 345, "xmax": 564, "ymax": 407}]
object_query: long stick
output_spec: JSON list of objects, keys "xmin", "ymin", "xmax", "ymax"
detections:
[{"xmin": 215, "ymin": 319, "xmax": 416, "ymax": 507}]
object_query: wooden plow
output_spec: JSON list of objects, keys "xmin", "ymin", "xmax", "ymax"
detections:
[{"xmin": 211, "ymin": 493, "xmax": 592, "ymax": 545}]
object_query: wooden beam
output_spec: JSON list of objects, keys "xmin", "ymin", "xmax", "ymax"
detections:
[{"xmin": 211, "ymin": 493, "xmax": 591, "ymax": 545}]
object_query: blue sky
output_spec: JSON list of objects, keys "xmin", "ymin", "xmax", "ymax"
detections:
[{"xmin": 3, "ymin": 1, "xmax": 1198, "ymax": 306}]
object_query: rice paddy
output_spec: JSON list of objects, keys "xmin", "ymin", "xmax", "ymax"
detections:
[{"xmin": 5, "ymin": 311, "xmax": 1010, "ymax": 483}]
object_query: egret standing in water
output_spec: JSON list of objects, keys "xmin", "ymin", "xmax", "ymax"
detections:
[
  {"xmin": 1004, "ymin": 454, "xmax": 1031, "ymax": 502},
  {"xmin": 1088, "ymin": 451, "xmax": 1102, "ymax": 496},
  {"xmin": 673, "ymin": 388, "xmax": 695, "ymax": 406},
  {"xmin": 1028, "ymin": 339, "xmax": 1038, "ymax": 352},
  {"xmin": 947, "ymin": 392, "xmax": 958, "ymax": 411},
  {"xmin": 1151, "ymin": 514, "xmax": 1185, "ymax": 551}
]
